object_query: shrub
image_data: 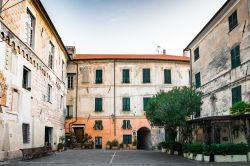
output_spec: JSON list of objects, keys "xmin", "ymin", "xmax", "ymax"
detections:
[
  {"xmin": 132, "ymin": 139, "xmax": 137, "ymax": 146},
  {"xmin": 182, "ymin": 144, "xmax": 203, "ymax": 154},
  {"xmin": 57, "ymin": 143, "xmax": 64, "ymax": 150},
  {"xmin": 172, "ymin": 142, "xmax": 182, "ymax": 154},
  {"xmin": 230, "ymin": 101, "xmax": 250, "ymax": 115},
  {"xmin": 111, "ymin": 139, "xmax": 119, "ymax": 147},
  {"xmin": 211, "ymin": 143, "xmax": 248, "ymax": 155},
  {"xmin": 203, "ymin": 144, "xmax": 211, "ymax": 156},
  {"xmin": 106, "ymin": 141, "xmax": 111, "ymax": 146}
]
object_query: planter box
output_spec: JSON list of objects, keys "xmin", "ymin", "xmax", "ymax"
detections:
[
  {"xmin": 174, "ymin": 151, "xmax": 179, "ymax": 155},
  {"xmin": 112, "ymin": 146, "xmax": 119, "ymax": 150},
  {"xmin": 161, "ymin": 148, "xmax": 167, "ymax": 153},
  {"xmin": 167, "ymin": 150, "xmax": 171, "ymax": 155},
  {"xmin": 195, "ymin": 154, "xmax": 203, "ymax": 161},
  {"xmin": 214, "ymin": 155, "xmax": 247, "ymax": 162},
  {"xmin": 204, "ymin": 156, "xmax": 210, "ymax": 162},
  {"xmin": 187, "ymin": 153, "xmax": 193, "ymax": 159},
  {"xmin": 183, "ymin": 153, "xmax": 187, "ymax": 158},
  {"xmin": 231, "ymin": 155, "xmax": 247, "ymax": 162},
  {"xmin": 132, "ymin": 146, "xmax": 137, "ymax": 150}
]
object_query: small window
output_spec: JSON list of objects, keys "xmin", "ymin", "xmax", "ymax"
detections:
[
  {"xmin": 143, "ymin": 97, "xmax": 151, "ymax": 111},
  {"xmin": 47, "ymin": 84, "xmax": 52, "ymax": 103},
  {"xmin": 67, "ymin": 74, "xmax": 74, "ymax": 89},
  {"xmin": 123, "ymin": 135, "xmax": 132, "ymax": 145},
  {"xmin": 122, "ymin": 97, "xmax": 130, "ymax": 111},
  {"xmin": 22, "ymin": 123, "xmax": 30, "ymax": 144},
  {"xmin": 26, "ymin": 10, "xmax": 35, "ymax": 48},
  {"xmin": 143, "ymin": 68, "xmax": 150, "ymax": 83},
  {"xmin": 93, "ymin": 120, "xmax": 103, "ymax": 130},
  {"xmin": 194, "ymin": 47, "xmax": 199, "ymax": 61},
  {"xmin": 164, "ymin": 69, "xmax": 171, "ymax": 84},
  {"xmin": 95, "ymin": 98, "xmax": 102, "ymax": 112},
  {"xmin": 229, "ymin": 11, "xmax": 238, "ymax": 32},
  {"xmin": 48, "ymin": 42, "xmax": 54, "ymax": 69},
  {"xmin": 195, "ymin": 72, "xmax": 201, "ymax": 88},
  {"xmin": 95, "ymin": 69, "xmax": 103, "ymax": 84},
  {"xmin": 232, "ymin": 85, "xmax": 241, "ymax": 105},
  {"xmin": 22, "ymin": 66, "xmax": 31, "ymax": 90},
  {"xmin": 122, "ymin": 120, "xmax": 132, "ymax": 129},
  {"xmin": 66, "ymin": 105, "xmax": 73, "ymax": 118},
  {"xmin": 122, "ymin": 69, "xmax": 130, "ymax": 83},
  {"xmin": 231, "ymin": 45, "xmax": 241, "ymax": 69}
]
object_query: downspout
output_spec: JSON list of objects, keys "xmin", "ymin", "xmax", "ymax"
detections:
[
  {"xmin": 183, "ymin": 48, "xmax": 192, "ymax": 87},
  {"xmin": 113, "ymin": 59, "xmax": 116, "ymax": 136},
  {"xmin": 68, "ymin": 61, "xmax": 78, "ymax": 133}
]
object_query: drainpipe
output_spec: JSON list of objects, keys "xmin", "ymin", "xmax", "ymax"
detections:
[
  {"xmin": 183, "ymin": 48, "xmax": 192, "ymax": 88},
  {"xmin": 113, "ymin": 59, "xmax": 116, "ymax": 136},
  {"xmin": 68, "ymin": 61, "xmax": 78, "ymax": 133}
]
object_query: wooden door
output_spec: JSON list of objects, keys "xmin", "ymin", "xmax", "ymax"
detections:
[{"xmin": 74, "ymin": 128, "xmax": 84, "ymax": 142}]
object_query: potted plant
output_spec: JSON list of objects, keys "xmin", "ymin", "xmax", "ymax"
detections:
[
  {"xmin": 126, "ymin": 144, "xmax": 131, "ymax": 150},
  {"xmin": 132, "ymin": 139, "xmax": 137, "ymax": 150},
  {"xmin": 193, "ymin": 144, "xmax": 203, "ymax": 161},
  {"xmin": 119, "ymin": 142, "xmax": 124, "ymax": 150},
  {"xmin": 161, "ymin": 142, "xmax": 167, "ymax": 153},
  {"xmin": 111, "ymin": 139, "xmax": 119, "ymax": 150},
  {"xmin": 106, "ymin": 141, "xmax": 111, "ymax": 150},
  {"xmin": 57, "ymin": 143, "xmax": 64, "ymax": 152},
  {"xmin": 203, "ymin": 144, "xmax": 211, "ymax": 162}
]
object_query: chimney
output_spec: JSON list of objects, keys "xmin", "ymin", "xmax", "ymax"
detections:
[{"xmin": 163, "ymin": 49, "xmax": 166, "ymax": 55}]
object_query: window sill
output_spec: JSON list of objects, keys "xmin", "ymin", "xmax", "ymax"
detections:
[{"xmin": 23, "ymin": 87, "xmax": 31, "ymax": 91}]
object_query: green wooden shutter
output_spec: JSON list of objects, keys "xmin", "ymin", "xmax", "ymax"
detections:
[
  {"xmin": 95, "ymin": 98, "xmax": 102, "ymax": 112},
  {"xmin": 123, "ymin": 69, "xmax": 130, "ymax": 83},
  {"xmin": 123, "ymin": 135, "xmax": 132, "ymax": 144},
  {"xmin": 143, "ymin": 69, "xmax": 150, "ymax": 83},
  {"xmin": 232, "ymin": 85, "xmax": 242, "ymax": 105},
  {"xmin": 195, "ymin": 72, "xmax": 201, "ymax": 88},
  {"xmin": 143, "ymin": 97, "xmax": 150, "ymax": 111},
  {"xmin": 194, "ymin": 47, "xmax": 199, "ymax": 61},
  {"xmin": 96, "ymin": 70, "xmax": 103, "ymax": 83},
  {"xmin": 123, "ymin": 97, "xmax": 130, "ymax": 111},
  {"xmin": 231, "ymin": 45, "xmax": 240, "ymax": 69},
  {"xmin": 164, "ymin": 69, "xmax": 171, "ymax": 84}
]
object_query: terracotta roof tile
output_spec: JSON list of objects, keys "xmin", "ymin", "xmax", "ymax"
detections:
[{"xmin": 74, "ymin": 54, "xmax": 190, "ymax": 62}]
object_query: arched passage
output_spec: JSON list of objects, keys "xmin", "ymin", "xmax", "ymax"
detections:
[{"xmin": 137, "ymin": 127, "xmax": 152, "ymax": 150}]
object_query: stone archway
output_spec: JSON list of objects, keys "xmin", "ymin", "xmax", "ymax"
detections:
[{"xmin": 137, "ymin": 127, "xmax": 152, "ymax": 150}]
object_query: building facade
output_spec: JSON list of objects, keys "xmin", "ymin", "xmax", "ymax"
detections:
[
  {"xmin": 65, "ymin": 53, "xmax": 190, "ymax": 149},
  {"xmin": 0, "ymin": 0, "xmax": 68, "ymax": 160},
  {"xmin": 185, "ymin": 0, "xmax": 250, "ymax": 144}
]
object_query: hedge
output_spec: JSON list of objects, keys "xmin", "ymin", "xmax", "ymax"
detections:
[
  {"xmin": 211, "ymin": 143, "xmax": 248, "ymax": 155},
  {"xmin": 182, "ymin": 144, "xmax": 203, "ymax": 154}
]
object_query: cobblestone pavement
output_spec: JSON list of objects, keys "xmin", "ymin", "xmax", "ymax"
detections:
[{"xmin": 1, "ymin": 150, "xmax": 250, "ymax": 166}]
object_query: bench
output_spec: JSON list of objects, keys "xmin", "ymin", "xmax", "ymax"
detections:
[{"xmin": 20, "ymin": 146, "xmax": 53, "ymax": 160}]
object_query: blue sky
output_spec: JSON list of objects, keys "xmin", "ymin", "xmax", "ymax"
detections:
[{"xmin": 41, "ymin": 0, "xmax": 226, "ymax": 55}]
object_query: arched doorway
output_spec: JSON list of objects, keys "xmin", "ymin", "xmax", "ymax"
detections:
[{"xmin": 137, "ymin": 127, "xmax": 152, "ymax": 150}]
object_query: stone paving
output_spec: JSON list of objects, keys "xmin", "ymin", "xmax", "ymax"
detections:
[{"xmin": 1, "ymin": 150, "xmax": 250, "ymax": 166}]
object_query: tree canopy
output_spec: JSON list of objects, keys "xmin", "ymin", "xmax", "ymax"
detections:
[{"xmin": 146, "ymin": 87, "xmax": 202, "ymax": 143}]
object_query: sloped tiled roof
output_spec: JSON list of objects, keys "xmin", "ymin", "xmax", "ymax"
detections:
[{"xmin": 74, "ymin": 54, "xmax": 190, "ymax": 62}]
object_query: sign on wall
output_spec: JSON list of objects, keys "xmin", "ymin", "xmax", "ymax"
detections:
[{"xmin": 0, "ymin": 71, "xmax": 7, "ymax": 106}]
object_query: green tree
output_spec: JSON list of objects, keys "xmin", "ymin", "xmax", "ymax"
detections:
[{"xmin": 146, "ymin": 87, "xmax": 202, "ymax": 144}]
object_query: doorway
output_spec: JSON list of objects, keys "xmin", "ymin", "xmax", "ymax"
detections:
[
  {"xmin": 45, "ymin": 127, "xmax": 53, "ymax": 147},
  {"xmin": 137, "ymin": 127, "xmax": 151, "ymax": 150},
  {"xmin": 73, "ymin": 127, "xmax": 84, "ymax": 142},
  {"xmin": 95, "ymin": 137, "xmax": 102, "ymax": 149}
]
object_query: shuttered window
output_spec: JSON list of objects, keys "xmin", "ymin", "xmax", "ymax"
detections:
[
  {"xmin": 194, "ymin": 47, "xmax": 200, "ymax": 61},
  {"xmin": 95, "ymin": 98, "xmax": 102, "ymax": 112},
  {"xmin": 143, "ymin": 97, "xmax": 150, "ymax": 111},
  {"xmin": 164, "ymin": 69, "xmax": 171, "ymax": 84},
  {"xmin": 66, "ymin": 105, "xmax": 73, "ymax": 118},
  {"xmin": 122, "ymin": 97, "xmax": 130, "ymax": 111},
  {"xmin": 94, "ymin": 120, "xmax": 103, "ymax": 130},
  {"xmin": 96, "ymin": 69, "xmax": 103, "ymax": 84},
  {"xmin": 195, "ymin": 72, "xmax": 201, "ymax": 88},
  {"xmin": 232, "ymin": 85, "xmax": 242, "ymax": 105},
  {"xmin": 122, "ymin": 69, "xmax": 130, "ymax": 83},
  {"xmin": 229, "ymin": 11, "xmax": 238, "ymax": 31},
  {"xmin": 231, "ymin": 45, "xmax": 241, "ymax": 69},
  {"xmin": 122, "ymin": 120, "xmax": 132, "ymax": 129},
  {"xmin": 22, "ymin": 123, "xmax": 30, "ymax": 144},
  {"xmin": 123, "ymin": 135, "xmax": 132, "ymax": 144},
  {"xmin": 143, "ymin": 68, "xmax": 150, "ymax": 83},
  {"xmin": 67, "ymin": 74, "xmax": 74, "ymax": 89}
]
